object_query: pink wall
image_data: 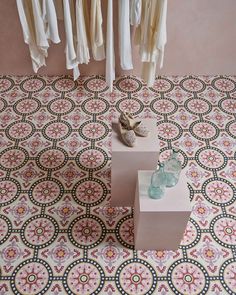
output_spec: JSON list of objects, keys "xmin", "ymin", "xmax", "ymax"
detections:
[{"xmin": 0, "ymin": 0, "xmax": 236, "ymax": 76}]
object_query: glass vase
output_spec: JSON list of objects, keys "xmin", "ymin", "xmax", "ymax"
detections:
[
  {"xmin": 164, "ymin": 149, "xmax": 182, "ymax": 187},
  {"xmin": 148, "ymin": 163, "xmax": 166, "ymax": 199}
]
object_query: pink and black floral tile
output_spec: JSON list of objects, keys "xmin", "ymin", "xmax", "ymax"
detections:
[{"xmin": 0, "ymin": 75, "xmax": 236, "ymax": 294}]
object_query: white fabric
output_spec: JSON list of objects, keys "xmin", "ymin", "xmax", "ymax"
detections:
[
  {"xmin": 31, "ymin": 0, "xmax": 49, "ymax": 50},
  {"xmin": 142, "ymin": 0, "xmax": 167, "ymax": 86},
  {"xmin": 17, "ymin": 0, "xmax": 167, "ymax": 88},
  {"xmin": 75, "ymin": 0, "xmax": 90, "ymax": 64},
  {"xmin": 136, "ymin": 0, "xmax": 168, "ymax": 86},
  {"xmin": 17, "ymin": 0, "xmax": 61, "ymax": 73},
  {"xmin": 63, "ymin": 0, "xmax": 80, "ymax": 80},
  {"xmin": 118, "ymin": 0, "xmax": 133, "ymax": 70},
  {"xmin": 155, "ymin": 0, "xmax": 167, "ymax": 68},
  {"xmin": 142, "ymin": 61, "xmax": 157, "ymax": 86},
  {"xmin": 90, "ymin": 0, "xmax": 105, "ymax": 61},
  {"xmin": 130, "ymin": 0, "xmax": 142, "ymax": 26},
  {"xmin": 106, "ymin": 0, "xmax": 115, "ymax": 92},
  {"xmin": 42, "ymin": 0, "xmax": 60, "ymax": 43},
  {"xmin": 16, "ymin": 0, "xmax": 47, "ymax": 72},
  {"xmin": 138, "ymin": 0, "xmax": 152, "ymax": 62},
  {"xmin": 16, "ymin": 0, "xmax": 30, "ymax": 45}
]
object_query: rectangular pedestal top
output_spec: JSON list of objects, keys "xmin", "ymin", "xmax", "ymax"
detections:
[
  {"xmin": 137, "ymin": 169, "xmax": 192, "ymax": 213},
  {"xmin": 112, "ymin": 119, "xmax": 159, "ymax": 152}
]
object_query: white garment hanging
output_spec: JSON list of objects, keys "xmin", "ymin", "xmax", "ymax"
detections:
[
  {"xmin": 155, "ymin": 0, "xmax": 167, "ymax": 68},
  {"xmin": 42, "ymin": 0, "xmax": 60, "ymax": 43},
  {"xmin": 138, "ymin": 0, "xmax": 152, "ymax": 62},
  {"xmin": 142, "ymin": 0, "xmax": 167, "ymax": 86},
  {"xmin": 118, "ymin": 0, "xmax": 133, "ymax": 70},
  {"xmin": 63, "ymin": 0, "xmax": 80, "ymax": 80},
  {"xmin": 90, "ymin": 0, "xmax": 105, "ymax": 61},
  {"xmin": 106, "ymin": 0, "xmax": 115, "ymax": 92},
  {"xmin": 16, "ymin": 0, "xmax": 47, "ymax": 72},
  {"xmin": 135, "ymin": 0, "xmax": 167, "ymax": 86},
  {"xmin": 130, "ymin": 0, "xmax": 142, "ymax": 26},
  {"xmin": 17, "ymin": 0, "xmax": 61, "ymax": 73},
  {"xmin": 16, "ymin": 0, "xmax": 31, "ymax": 46},
  {"xmin": 31, "ymin": 0, "xmax": 49, "ymax": 54},
  {"xmin": 75, "ymin": 0, "xmax": 90, "ymax": 64}
]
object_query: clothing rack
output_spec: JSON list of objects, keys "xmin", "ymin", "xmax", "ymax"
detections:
[{"xmin": 16, "ymin": 0, "xmax": 167, "ymax": 90}]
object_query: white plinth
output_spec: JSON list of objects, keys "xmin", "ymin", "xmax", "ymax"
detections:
[
  {"xmin": 134, "ymin": 169, "xmax": 192, "ymax": 250},
  {"xmin": 111, "ymin": 119, "xmax": 159, "ymax": 207}
]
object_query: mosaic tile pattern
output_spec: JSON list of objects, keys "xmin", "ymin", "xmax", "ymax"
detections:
[{"xmin": 0, "ymin": 75, "xmax": 236, "ymax": 294}]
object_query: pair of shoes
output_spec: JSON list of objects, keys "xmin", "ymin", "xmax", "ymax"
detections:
[{"xmin": 118, "ymin": 112, "xmax": 149, "ymax": 147}]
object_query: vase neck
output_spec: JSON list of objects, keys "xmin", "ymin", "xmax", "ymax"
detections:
[
  {"xmin": 158, "ymin": 163, "xmax": 164, "ymax": 172},
  {"xmin": 171, "ymin": 149, "xmax": 179, "ymax": 159}
]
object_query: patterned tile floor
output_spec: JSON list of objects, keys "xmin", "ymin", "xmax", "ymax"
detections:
[{"xmin": 0, "ymin": 75, "xmax": 235, "ymax": 294}]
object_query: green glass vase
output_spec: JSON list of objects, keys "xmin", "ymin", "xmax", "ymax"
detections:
[
  {"xmin": 148, "ymin": 163, "xmax": 166, "ymax": 199},
  {"xmin": 164, "ymin": 149, "xmax": 182, "ymax": 187}
]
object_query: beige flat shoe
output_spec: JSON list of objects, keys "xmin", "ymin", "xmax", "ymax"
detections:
[
  {"xmin": 118, "ymin": 121, "xmax": 136, "ymax": 147},
  {"xmin": 124, "ymin": 112, "xmax": 150, "ymax": 137},
  {"xmin": 133, "ymin": 121, "xmax": 149, "ymax": 137},
  {"xmin": 119, "ymin": 112, "xmax": 131, "ymax": 130}
]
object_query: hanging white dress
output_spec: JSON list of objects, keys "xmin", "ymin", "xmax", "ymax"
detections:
[
  {"xmin": 75, "ymin": 0, "xmax": 90, "ymax": 64},
  {"xmin": 155, "ymin": 0, "xmax": 167, "ymax": 69},
  {"xmin": 142, "ymin": 0, "xmax": 167, "ymax": 86},
  {"xmin": 136, "ymin": 0, "xmax": 152, "ymax": 62},
  {"xmin": 106, "ymin": 0, "xmax": 115, "ymax": 92},
  {"xmin": 17, "ymin": 0, "xmax": 61, "ymax": 73},
  {"xmin": 42, "ymin": 0, "xmax": 60, "ymax": 44},
  {"xmin": 63, "ymin": 0, "xmax": 80, "ymax": 80},
  {"xmin": 130, "ymin": 0, "xmax": 142, "ymax": 26},
  {"xmin": 135, "ymin": 0, "xmax": 167, "ymax": 86},
  {"xmin": 90, "ymin": 0, "xmax": 105, "ymax": 61},
  {"xmin": 31, "ymin": 0, "xmax": 49, "ymax": 54},
  {"xmin": 118, "ymin": 0, "xmax": 133, "ymax": 70},
  {"xmin": 16, "ymin": 0, "xmax": 47, "ymax": 72}
]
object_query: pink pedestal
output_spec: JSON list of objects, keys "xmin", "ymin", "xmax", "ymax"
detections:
[
  {"xmin": 134, "ymin": 169, "xmax": 192, "ymax": 250},
  {"xmin": 111, "ymin": 119, "xmax": 159, "ymax": 207}
]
